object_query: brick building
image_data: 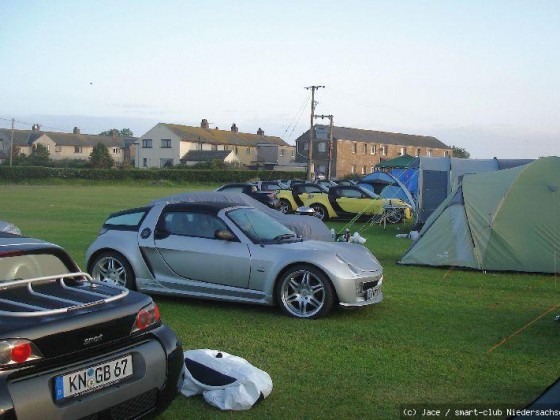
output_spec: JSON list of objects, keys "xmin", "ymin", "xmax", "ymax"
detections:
[{"xmin": 294, "ymin": 125, "xmax": 451, "ymax": 178}]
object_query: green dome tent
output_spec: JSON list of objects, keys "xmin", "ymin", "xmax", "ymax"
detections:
[{"xmin": 399, "ymin": 156, "xmax": 560, "ymax": 274}]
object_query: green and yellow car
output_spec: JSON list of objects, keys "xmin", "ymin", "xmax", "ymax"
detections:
[
  {"xmin": 303, "ymin": 185, "xmax": 412, "ymax": 222},
  {"xmin": 276, "ymin": 183, "xmax": 329, "ymax": 214}
]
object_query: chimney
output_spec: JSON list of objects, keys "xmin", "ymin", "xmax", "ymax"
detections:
[
  {"xmin": 32, "ymin": 123, "xmax": 41, "ymax": 132},
  {"xmin": 231, "ymin": 123, "xmax": 238, "ymax": 133},
  {"xmin": 257, "ymin": 128, "xmax": 264, "ymax": 136},
  {"xmin": 201, "ymin": 119, "xmax": 209, "ymax": 130},
  {"xmin": 73, "ymin": 127, "xmax": 80, "ymax": 135}
]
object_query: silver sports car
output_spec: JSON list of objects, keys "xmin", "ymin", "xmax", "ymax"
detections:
[{"xmin": 86, "ymin": 202, "xmax": 383, "ymax": 319}]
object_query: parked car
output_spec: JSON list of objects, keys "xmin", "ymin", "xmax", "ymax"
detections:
[
  {"xmin": 303, "ymin": 185, "xmax": 412, "ymax": 221},
  {"xmin": 276, "ymin": 183, "xmax": 329, "ymax": 214},
  {"xmin": 86, "ymin": 202, "xmax": 384, "ymax": 319},
  {"xmin": 216, "ymin": 183, "xmax": 280, "ymax": 209},
  {"xmin": 314, "ymin": 179, "xmax": 337, "ymax": 190},
  {"xmin": 253, "ymin": 180, "xmax": 288, "ymax": 192},
  {"xmin": 0, "ymin": 232, "xmax": 184, "ymax": 419},
  {"xmin": 279, "ymin": 179, "xmax": 305, "ymax": 189}
]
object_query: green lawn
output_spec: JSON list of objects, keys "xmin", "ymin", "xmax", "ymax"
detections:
[{"xmin": 2, "ymin": 183, "xmax": 560, "ymax": 419}]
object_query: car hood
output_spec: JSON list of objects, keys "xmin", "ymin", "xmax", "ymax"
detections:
[{"xmin": 277, "ymin": 240, "xmax": 382, "ymax": 272}]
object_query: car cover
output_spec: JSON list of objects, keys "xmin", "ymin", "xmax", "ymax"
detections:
[
  {"xmin": 151, "ymin": 191, "xmax": 332, "ymax": 241},
  {"xmin": 181, "ymin": 349, "xmax": 273, "ymax": 410}
]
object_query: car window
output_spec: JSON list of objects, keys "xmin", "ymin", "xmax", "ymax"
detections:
[
  {"xmin": 0, "ymin": 253, "xmax": 71, "ymax": 282},
  {"xmin": 338, "ymin": 187, "xmax": 363, "ymax": 198},
  {"xmin": 303, "ymin": 185, "xmax": 324, "ymax": 193},
  {"xmin": 219, "ymin": 185, "xmax": 243, "ymax": 193},
  {"xmin": 163, "ymin": 211, "xmax": 228, "ymax": 239},
  {"xmin": 227, "ymin": 208, "xmax": 297, "ymax": 244},
  {"xmin": 105, "ymin": 209, "xmax": 148, "ymax": 227}
]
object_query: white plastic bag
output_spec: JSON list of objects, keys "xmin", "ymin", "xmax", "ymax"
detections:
[{"xmin": 181, "ymin": 349, "xmax": 273, "ymax": 410}]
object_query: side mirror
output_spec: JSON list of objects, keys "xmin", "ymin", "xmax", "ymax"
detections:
[
  {"xmin": 215, "ymin": 229, "xmax": 236, "ymax": 241},
  {"xmin": 295, "ymin": 206, "xmax": 316, "ymax": 216},
  {"xmin": 154, "ymin": 227, "xmax": 170, "ymax": 240}
]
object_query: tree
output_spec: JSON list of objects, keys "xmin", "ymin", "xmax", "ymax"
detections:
[
  {"xmin": 452, "ymin": 146, "xmax": 471, "ymax": 159},
  {"xmin": 99, "ymin": 128, "xmax": 134, "ymax": 137},
  {"xmin": 29, "ymin": 144, "xmax": 50, "ymax": 166},
  {"xmin": 89, "ymin": 143, "xmax": 114, "ymax": 168}
]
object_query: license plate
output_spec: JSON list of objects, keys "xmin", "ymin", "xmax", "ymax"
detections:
[
  {"xmin": 366, "ymin": 288, "xmax": 375, "ymax": 300},
  {"xmin": 54, "ymin": 355, "xmax": 133, "ymax": 401}
]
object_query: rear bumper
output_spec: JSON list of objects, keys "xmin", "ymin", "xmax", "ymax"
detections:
[{"xmin": 0, "ymin": 324, "xmax": 183, "ymax": 419}]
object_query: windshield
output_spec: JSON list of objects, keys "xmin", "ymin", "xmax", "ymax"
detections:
[
  {"xmin": 0, "ymin": 253, "xmax": 71, "ymax": 282},
  {"xmin": 227, "ymin": 208, "xmax": 299, "ymax": 244}
]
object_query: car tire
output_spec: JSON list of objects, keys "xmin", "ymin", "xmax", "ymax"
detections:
[
  {"xmin": 310, "ymin": 204, "xmax": 328, "ymax": 221},
  {"xmin": 276, "ymin": 264, "xmax": 335, "ymax": 319},
  {"xmin": 279, "ymin": 199, "xmax": 291, "ymax": 214},
  {"xmin": 90, "ymin": 252, "xmax": 137, "ymax": 290}
]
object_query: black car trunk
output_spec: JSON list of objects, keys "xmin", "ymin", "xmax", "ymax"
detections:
[{"xmin": 0, "ymin": 279, "xmax": 153, "ymax": 359}]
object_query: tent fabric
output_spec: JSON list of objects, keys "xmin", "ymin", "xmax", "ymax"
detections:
[
  {"xmin": 391, "ymin": 168, "xmax": 419, "ymax": 199},
  {"xmin": 375, "ymin": 154, "xmax": 416, "ymax": 169},
  {"xmin": 399, "ymin": 157, "xmax": 560, "ymax": 274},
  {"xmin": 151, "ymin": 191, "xmax": 333, "ymax": 242},
  {"xmin": 359, "ymin": 172, "xmax": 416, "ymax": 208}
]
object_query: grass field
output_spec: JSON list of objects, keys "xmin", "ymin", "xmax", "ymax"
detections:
[{"xmin": 2, "ymin": 183, "xmax": 560, "ymax": 419}]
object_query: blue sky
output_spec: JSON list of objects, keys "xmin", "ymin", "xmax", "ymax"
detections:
[{"xmin": 1, "ymin": 0, "xmax": 559, "ymax": 158}]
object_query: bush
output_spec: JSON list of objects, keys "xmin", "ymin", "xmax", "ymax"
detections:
[{"xmin": 0, "ymin": 166, "xmax": 306, "ymax": 184}]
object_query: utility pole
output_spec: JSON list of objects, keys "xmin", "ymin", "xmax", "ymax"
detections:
[
  {"xmin": 304, "ymin": 85, "xmax": 324, "ymax": 181},
  {"xmin": 314, "ymin": 114, "xmax": 334, "ymax": 179},
  {"xmin": 9, "ymin": 118, "xmax": 14, "ymax": 167}
]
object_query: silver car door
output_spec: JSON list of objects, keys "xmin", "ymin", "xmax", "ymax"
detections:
[{"xmin": 153, "ymin": 210, "xmax": 251, "ymax": 288}]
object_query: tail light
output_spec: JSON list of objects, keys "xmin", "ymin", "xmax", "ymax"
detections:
[
  {"xmin": 131, "ymin": 302, "xmax": 161, "ymax": 333},
  {"xmin": 0, "ymin": 339, "xmax": 43, "ymax": 366}
]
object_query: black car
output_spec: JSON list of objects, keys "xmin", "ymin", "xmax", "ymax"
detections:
[
  {"xmin": 0, "ymin": 232, "xmax": 184, "ymax": 419},
  {"xmin": 216, "ymin": 183, "xmax": 280, "ymax": 209}
]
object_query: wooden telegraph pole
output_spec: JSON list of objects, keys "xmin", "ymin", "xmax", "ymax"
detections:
[{"xmin": 304, "ymin": 85, "xmax": 324, "ymax": 181}]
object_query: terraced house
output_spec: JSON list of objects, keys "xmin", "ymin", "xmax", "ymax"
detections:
[
  {"xmin": 294, "ymin": 125, "xmax": 452, "ymax": 178},
  {"xmin": 0, "ymin": 126, "xmax": 127, "ymax": 164},
  {"xmin": 137, "ymin": 119, "xmax": 295, "ymax": 169}
]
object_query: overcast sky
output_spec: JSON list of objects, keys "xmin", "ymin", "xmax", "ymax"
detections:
[{"xmin": 1, "ymin": 0, "xmax": 559, "ymax": 159}]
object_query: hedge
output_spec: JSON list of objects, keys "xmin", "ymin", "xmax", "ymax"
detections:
[{"xmin": 0, "ymin": 166, "xmax": 306, "ymax": 184}]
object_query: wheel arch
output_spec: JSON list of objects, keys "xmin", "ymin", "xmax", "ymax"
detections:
[
  {"xmin": 272, "ymin": 262, "xmax": 339, "ymax": 306},
  {"xmin": 86, "ymin": 247, "xmax": 135, "ymax": 277}
]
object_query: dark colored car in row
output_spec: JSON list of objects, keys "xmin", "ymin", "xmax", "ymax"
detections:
[
  {"xmin": 215, "ymin": 183, "xmax": 280, "ymax": 209},
  {"xmin": 0, "ymin": 232, "xmax": 184, "ymax": 419}
]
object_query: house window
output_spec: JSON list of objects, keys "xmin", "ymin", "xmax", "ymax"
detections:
[
  {"xmin": 280, "ymin": 149, "xmax": 285, "ymax": 157},
  {"xmin": 160, "ymin": 158, "xmax": 173, "ymax": 168},
  {"xmin": 291, "ymin": 149, "xmax": 295, "ymax": 158},
  {"xmin": 400, "ymin": 147, "xmax": 406, "ymax": 156},
  {"xmin": 246, "ymin": 147, "xmax": 251, "ymax": 155},
  {"xmin": 370, "ymin": 166, "xmax": 375, "ymax": 173},
  {"xmin": 416, "ymin": 148, "xmax": 421, "ymax": 157},
  {"xmin": 74, "ymin": 146, "xmax": 82, "ymax": 154},
  {"xmin": 303, "ymin": 142, "xmax": 309, "ymax": 151},
  {"xmin": 161, "ymin": 139, "xmax": 171, "ymax": 148},
  {"xmin": 142, "ymin": 158, "xmax": 148, "ymax": 167},
  {"xmin": 361, "ymin": 166, "xmax": 366, "ymax": 174},
  {"xmin": 55, "ymin": 145, "xmax": 62, "ymax": 152},
  {"xmin": 381, "ymin": 146, "xmax": 387, "ymax": 156},
  {"xmin": 444, "ymin": 150, "xmax": 449, "ymax": 157},
  {"xmin": 351, "ymin": 165, "xmax": 356, "ymax": 174},
  {"xmin": 363, "ymin": 144, "xmax": 367, "ymax": 154},
  {"xmin": 142, "ymin": 139, "xmax": 152, "ymax": 148},
  {"xmin": 427, "ymin": 149, "xmax": 433, "ymax": 157},
  {"xmin": 235, "ymin": 146, "xmax": 239, "ymax": 154},
  {"xmin": 318, "ymin": 142, "xmax": 327, "ymax": 153},
  {"xmin": 112, "ymin": 148, "xmax": 119, "ymax": 154},
  {"xmin": 352, "ymin": 143, "xmax": 357, "ymax": 154},
  {"xmin": 371, "ymin": 145, "xmax": 376, "ymax": 154}
]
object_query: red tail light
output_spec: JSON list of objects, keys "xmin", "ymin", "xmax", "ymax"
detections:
[
  {"xmin": 131, "ymin": 302, "xmax": 161, "ymax": 333},
  {"xmin": 0, "ymin": 339, "xmax": 43, "ymax": 366}
]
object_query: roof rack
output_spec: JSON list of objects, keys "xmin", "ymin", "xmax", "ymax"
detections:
[{"xmin": 0, "ymin": 272, "xmax": 129, "ymax": 317}]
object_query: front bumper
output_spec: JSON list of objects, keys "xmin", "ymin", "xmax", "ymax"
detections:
[
  {"xmin": 336, "ymin": 275, "xmax": 384, "ymax": 308},
  {"xmin": 0, "ymin": 324, "xmax": 183, "ymax": 420}
]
